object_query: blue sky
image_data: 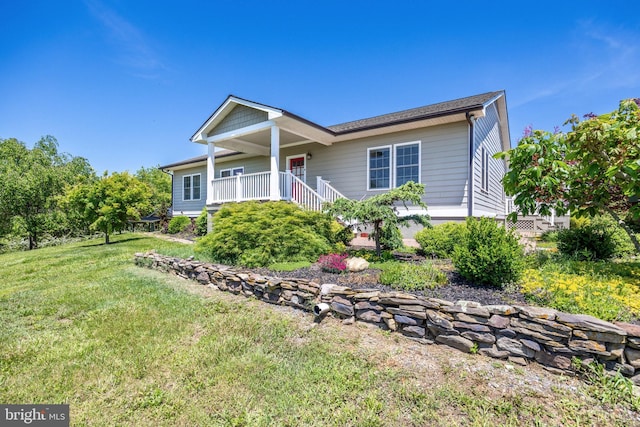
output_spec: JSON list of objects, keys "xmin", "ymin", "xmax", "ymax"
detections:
[{"xmin": 1, "ymin": 1, "xmax": 639, "ymax": 174}]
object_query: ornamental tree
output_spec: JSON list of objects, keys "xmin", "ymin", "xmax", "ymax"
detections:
[
  {"xmin": 64, "ymin": 172, "xmax": 151, "ymax": 244},
  {"xmin": 497, "ymin": 98, "xmax": 640, "ymax": 252},
  {"xmin": 325, "ymin": 181, "xmax": 430, "ymax": 257}
]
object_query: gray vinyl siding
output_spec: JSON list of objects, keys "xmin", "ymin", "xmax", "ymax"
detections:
[
  {"xmin": 172, "ymin": 165, "xmax": 207, "ymax": 215},
  {"xmin": 215, "ymin": 156, "xmax": 269, "ymax": 177},
  {"xmin": 209, "ymin": 105, "xmax": 268, "ymax": 136},
  {"xmin": 472, "ymin": 102, "xmax": 507, "ymax": 217},
  {"xmin": 299, "ymin": 122, "xmax": 469, "ymax": 208}
]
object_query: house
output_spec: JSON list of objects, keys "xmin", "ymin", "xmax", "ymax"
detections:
[{"xmin": 160, "ymin": 91, "xmax": 513, "ymax": 234}]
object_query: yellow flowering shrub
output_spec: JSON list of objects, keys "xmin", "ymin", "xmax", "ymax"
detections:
[{"xmin": 521, "ymin": 261, "xmax": 640, "ymax": 322}]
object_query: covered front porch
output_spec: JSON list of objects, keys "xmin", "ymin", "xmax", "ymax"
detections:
[{"xmin": 190, "ymin": 96, "xmax": 344, "ymax": 212}]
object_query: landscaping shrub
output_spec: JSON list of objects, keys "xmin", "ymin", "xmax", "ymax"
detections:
[
  {"xmin": 318, "ymin": 253, "xmax": 348, "ymax": 273},
  {"xmin": 374, "ymin": 261, "xmax": 447, "ymax": 291},
  {"xmin": 557, "ymin": 215, "xmax": 634, "ymax": 260},
  {"xmin": 194, "ymin": 201, "xmax": 335, "ymax": 267},
  {"xmin": 414, "ymin": 222, "xmax": 466, "ymax": 258},
  {"xmin": 452, "ymin": 217, "xmax": 524, "ymax": 288},
  {"xmin": 195, "ymin": 208, "xmax": 208, "ymax": 236},
  {"xmin": 167, "ymin": 216, "xmax": 191, "ymax": 234}
]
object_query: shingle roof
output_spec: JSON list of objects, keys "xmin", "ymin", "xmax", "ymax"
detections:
[
  {"xmin": 159, "ymin": 149, "xmax": 238, "ymax": 170},
  {"xmin": 327, "ymin": 91, "xmax": 503, "ymax": 134}
]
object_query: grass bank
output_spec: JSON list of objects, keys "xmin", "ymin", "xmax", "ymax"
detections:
[{"xmin": 0, "ymin": 233, "xmax": 637, "ymax": 426}]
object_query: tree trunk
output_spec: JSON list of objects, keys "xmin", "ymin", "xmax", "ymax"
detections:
[
  {"xmin": 28, "ymin": 234, "xmax": 35, "ymax": 250},
  {"xmin": 606, "ymin": 208, "xmax": 640, "ymax": 254},
  {"xmin": 374, "ymin": 221, "xmax": 382, "ymax": 258},
  {"xmin": 105, "ymin": 232, "xmax": 110, "ymax": 245}
]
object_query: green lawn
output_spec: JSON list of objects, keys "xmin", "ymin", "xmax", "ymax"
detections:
[{"xmin": 0, "ymin": 233, "xmax": 636, "ymax": 426}]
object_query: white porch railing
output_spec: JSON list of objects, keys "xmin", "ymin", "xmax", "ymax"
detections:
[
  {"xmin": 210, "ymin": 171, "xmax": 345, "ymax": 211},
  {"xmin": 505, "ymin": 196, "xmax": 556, "ymax": 226}
]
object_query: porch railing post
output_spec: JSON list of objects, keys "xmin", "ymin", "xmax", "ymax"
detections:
[{"xmin": 236, "ymin": 174, "xmax": 242, "ymax": 202}]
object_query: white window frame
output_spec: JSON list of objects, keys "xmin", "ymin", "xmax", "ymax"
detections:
[
  {"xmin": 220, "ymin": 167, "xmax": 244, "ymax": 178},
  {"xmin": 367, "ymin": 145, "xmax": 392, "ymax": 191},
  {"xmin": 367, "ymin": 142, "xmax": 421, "ymax": 191},
  {"xmin": 182, "ymin": 173, "xmax": 201, "ymax": 201},
  {"xmin": 481, "ymin": 147, "xmax": 490, "ymax": 193},
  {"xmin": 393, "ymin": 141, "xmax": 421, "ymax": 187}
]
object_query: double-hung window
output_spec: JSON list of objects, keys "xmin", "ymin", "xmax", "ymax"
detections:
[
  {"xmin": 183, "ymin": 174, "xmax": 201, "ymax": 201},
  {"xmin": 367, "ymin": 141, "xmax": 420, "ymax": 190},
  {"xmin": 220, "ymin": 167, "xmax": 244, "ymax": 178}
]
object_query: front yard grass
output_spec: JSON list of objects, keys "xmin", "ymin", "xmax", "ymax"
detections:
[{"xmin": 1, "ymin": 233, "xmax": 638, "ymax": 425}]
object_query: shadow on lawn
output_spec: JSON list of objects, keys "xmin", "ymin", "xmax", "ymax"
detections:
[{"xmin": 81, "ymin": 236, "xmax": 145, "ymax": 247}]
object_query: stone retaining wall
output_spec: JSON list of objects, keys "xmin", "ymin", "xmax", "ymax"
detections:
[{"xmin": 134, "ymin": 251, "xmax": 640, "ymax": 384}]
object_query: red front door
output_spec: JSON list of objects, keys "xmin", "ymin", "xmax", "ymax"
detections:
[
  {"xmin": 289, "ymin": 156, "xmax": 305, "ymax": 199},
  {"xmin": 289, "ymin": 157, "xmax": 305, "ymax": 182}
]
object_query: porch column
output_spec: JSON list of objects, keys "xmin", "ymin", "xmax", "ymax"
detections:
[
  {"xmin": 207, "ymin": 142, "xmax": 215, "ymax": 204},
  {"xmin": 270, "ymin": 125, "xmax": 280, "ymax": 200}
]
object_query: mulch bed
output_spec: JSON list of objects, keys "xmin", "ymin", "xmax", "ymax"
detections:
[{"xmin": 246, "ymin": 251, "xmax": 528, "ymax": 307}]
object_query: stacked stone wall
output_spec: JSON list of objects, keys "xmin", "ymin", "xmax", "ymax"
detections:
[{"xmin": 134, "ymin": 252, "xmax": 640, "ymax": 384}]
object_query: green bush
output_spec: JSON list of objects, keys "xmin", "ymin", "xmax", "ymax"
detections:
[
  {"xmin": 557, "ymin": 215, "xmax": 635, "ymax": 260},
  {"xmin": 167, "ymin": 216, "xmax": 191, "ymax": 234},
  {"xmin": 452, "ymin": 217, "xmax": 524, "ymax": 288},
  {"xmin": 374, "ymin": 261, "xmax": 447, "ymax": 291},
  {"xmin": 195, "ymin": 208, "xmax": 208, "ymax": 236},
  {"xmin": 414, "ymin": 222, "xmax": 467, "ymax": 258},
  {"xmin": 539, "ymin": 230, "xmax": 559, "ymax": 243},
  {"xmin": 194, "ymin": 201, "xmax": 336, "ymax": 267}
]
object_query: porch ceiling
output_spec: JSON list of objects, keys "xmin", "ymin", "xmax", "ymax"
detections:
[{"xmin": 214, "ymin": 127, "xmax": 313, "ymax": 154}]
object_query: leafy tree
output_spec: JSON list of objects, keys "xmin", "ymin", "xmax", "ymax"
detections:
[
  {"xmin": 0, "ymin": 136, "xmax": 95, "ymax": 249},
  {"xmin": 65, "ymin": 172, "xmax": 151, "ymax": 244},
  {"xmin": 325, "ymin": 181, "xmax": 429, "ymax": 257},
  {"xmin": 497, "ymin": 99, "xmax": 640, "ymax": 253},
  {"xmin": 135, "ymin": 165, "xmax": 172, "ymax": 221}
]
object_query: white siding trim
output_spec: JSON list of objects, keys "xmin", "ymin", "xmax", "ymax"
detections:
[{"xmin": 171, "ymin": 210, "xmax": 202, "ymax": 217}]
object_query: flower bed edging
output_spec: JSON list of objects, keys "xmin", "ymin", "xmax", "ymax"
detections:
[{"xmin": 134, "ymin": 251, "xmax": 640, "ymax": 384}]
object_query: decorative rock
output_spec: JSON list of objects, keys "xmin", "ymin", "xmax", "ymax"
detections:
[
  {"xmin": 604, "ymin": 361, "xmax": 635, "ymax": 377},
  {"xmin": 568, "ymin": 339, "xmax": 608, "ymax": 356},
  {"xmin": 496, "ymin": 329, "xmax": 517, "ymax": 339},
  {"xmin": 535, "ymin": 351, "xmax": 572, "ymax": 370},
  {"xmin": 387, "ymin": 307, "xmax": 427, "ymax": 320},
  {"xmin": 625, "ymin": 347, "xmax": 640, "ymax": 369},
  {"xmin": 402, "ymin": 325, "xmax": 426, "ymax": 337},
  {"xmin": 479, "ymin": 347, "xmax": 510, "ymax": 359},
  {"xmin": 572, "ymin": 329, "xmax": 627, "ymax": 344},
  {"xmin": 332, "ymin": 295, "xmax": 352, "ymax": 306},
  {"xmin": 196, "ymin": 271, "xmax": 210, "ymax": 284},
  {"xmin": 453, "ymin": 312, "xmax": 489, "ymax": 324},
  {"xmin": 426, "ymin": 310, "xmax": 454, "ymax": 330},
  {"xmin": 428, "ymin": 298, "xmax": 453, "ymax": 307},
  {"xmin": 496, "ymin": 337, "xmax": 535, "ymax": 358},
  {"xmin": 614, "ymin": 322, "xmax": 640, "ymax": 338},
  {"xmin": 508, "ymin": 356, "xmax": 528, "ymax": 366},
  {"xmin": 510, "ymin": 318, "xmax": 571, "ymax": 340},
  {"xmin": 632, "ymin": 374, "xmax": 640, "ymax": 386},
  {"xmin": 461, "ymin": 331, "xmax": 496, "ymax": 344},
  {"xmin": 331, "ymin": 302, "xmax": 354, "ymax": 317},
  {"xmin": 354, "ymin": 301, "xmax": 384, "ymax": 311},
  {"xmin": 488, "ymin": 315, "xmax": 510, "ymax": 329},
  {"xmin": 521, "ymin": 339, "xmax": 542, "ymax": 353},
  {"xmin": 398, "ymin": 305, "xmax": 428, "ymax": 313},
  {"xmin": 384, "ymin": 317, "xmax": 398, "ymax": 331},
  {"xmin": 454, "ymin": 300, "xmax": 482, "ymax": 308},
  {"xmin": 435, "ymin": 335, "xmax": 475, "ymax": 353},
  {"xmin": 514, "ymin": 306, "xmax": 558, "ymax": 321},
  {"xmin": 346, "ymin": 257, "xmax": 369, "ymax": 272},
  {"xmin": 342, "ymin": 316, "xmax": 355, "ymax": 325},
  {"xmin": 356, "ymin": 310, "xmax": 382, "ymax": 323},
  {"xmin": 353, "ymin": 291, "xmax": 381, "ymax": 300},
  {"xmin": 394, "ymin": 315, "xmax": 421, "ymax": 326},
  {"xmin": 442, "ymin": 305, "xmax": 490, "ymax": 318},
  {"xmin": 321, "ymin": 284, "xmax": 353, "ymax": 296},
  {"xmin": 555, "ymin": 312, "xmax": 627, "ymax": 336},
  {"xmin": 484, "ymin": 305, "xmax": 517, "ymax": 315},
  {"xmin": 628, "ymin": 337, "xmax": 640, "ymax": 350},
  {"xmin": 452, "ymin": 321, "xmax": 491, "ymax": 333}
]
